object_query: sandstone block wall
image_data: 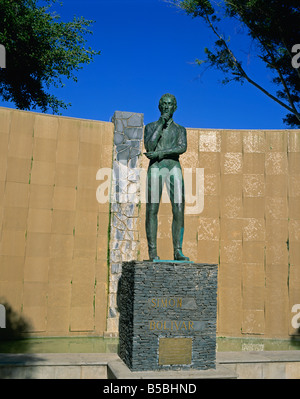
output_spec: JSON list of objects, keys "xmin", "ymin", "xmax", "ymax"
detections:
[
  {"xmin": 138, "ymin": 128, "xmax": 300, "ymax": 339},
  {"xmin": 0, "ymin": 106, "xmax": 299, "ymax": 340},
  {"xmin": 0, "ymin": 107, "xmax": 113, "ymax": 337}
]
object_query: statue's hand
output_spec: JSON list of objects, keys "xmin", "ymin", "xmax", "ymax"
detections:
[
  {"xmin": 159, "ymin": 114, "xmax": 169, "ymax": 128},
  {"xmin": 144, "ymin": 151, "xmax": 160, "ymax": 160}
]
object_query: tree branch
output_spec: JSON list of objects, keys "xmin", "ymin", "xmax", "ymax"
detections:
[
  {"xmin": 247, "ymin": 29, "xmax": 300, "ymax": 122},
  {"xmin": 268, "ymin": 52, "xmax": 300, "ymax": 122},
  {"xmin": 204, "ymin": 13, "xmax": 299, "ymax": 118}
]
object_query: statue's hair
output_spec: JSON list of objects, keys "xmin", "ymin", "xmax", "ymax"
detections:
[{"xmin": 158, "ymin": 93, "xmax": 177, "ymax": 112}]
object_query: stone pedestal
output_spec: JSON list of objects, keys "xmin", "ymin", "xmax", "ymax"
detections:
[{"xmin": 118, "ymin": 261, "xmax": 218, "ymax": 372}]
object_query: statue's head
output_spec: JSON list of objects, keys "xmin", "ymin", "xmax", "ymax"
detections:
[{"xmin": 158, "ymin": 93, "xmax": 177, "ymax": 118}]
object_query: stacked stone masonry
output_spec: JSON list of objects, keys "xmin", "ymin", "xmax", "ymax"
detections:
[
  {"xmin": 118, "ymin": 261, "xmax": 218, "ymax": 372},
  {"xmin": 106, "ymin": 112, "xmax": 144, "ymax": 333}
]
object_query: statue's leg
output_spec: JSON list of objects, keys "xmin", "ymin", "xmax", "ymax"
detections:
[
  {"xmin": 146, "ymin": 165, "xmax": 163, "ymax": 260},
  {"xmin": 146, "ymin": 202, "xmax": 160, "ymax": 260},
  {"xmin": 168, "ymin": 165, "xmax": 190, "ymax": 261}
]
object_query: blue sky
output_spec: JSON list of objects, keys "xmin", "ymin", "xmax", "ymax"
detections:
[{"xmin": 0, "ymin": 0, "xmax": 289, "ymax": 129}]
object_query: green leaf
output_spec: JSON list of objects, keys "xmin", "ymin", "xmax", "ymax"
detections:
[{"xmin": 0, "ymin": 0, "xmax": 100, "ymax": 114}]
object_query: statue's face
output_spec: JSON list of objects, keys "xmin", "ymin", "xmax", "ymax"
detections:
[{"xmin": 159, "ymin": 96, "xmax": 176, "ymax": 120}]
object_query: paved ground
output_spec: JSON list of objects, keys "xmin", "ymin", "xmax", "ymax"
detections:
[{"xmin": 0, "ymin": 351, "xmax": 299, "ymax": 379}]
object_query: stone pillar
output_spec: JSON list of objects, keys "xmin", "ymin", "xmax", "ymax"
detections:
[
  {"xmin": 118, "ymin": 261, "xmax": 218, "ymax": 371},
  {"xmin": 106, "ymin": 111, "xmax": 144, "ymax": 335}
]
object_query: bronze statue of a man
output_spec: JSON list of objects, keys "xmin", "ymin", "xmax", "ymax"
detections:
[{"xmin": 144, "ymin": 94, "xmax": 189, "ymax": 262}]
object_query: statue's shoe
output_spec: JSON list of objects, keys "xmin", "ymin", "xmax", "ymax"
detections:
[
  {"xmin": 174, "ymin": 249, "xmax": 190, "ymax": 261},
  {"xmin": 149, "ymin": 250, "xmax": 160, "ymax": 261},
  {"xmin": 150, "ymin": 256, "xmax": 160, "ymax": 261}
]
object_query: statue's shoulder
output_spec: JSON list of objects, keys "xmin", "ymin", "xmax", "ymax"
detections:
[
  {"xmin": 145, "ymin": 120, "xmax": 159, "ymax": 133},
  {"xmin": 173, "ymin": 121, "xmax": 186, "ymax": 133}
]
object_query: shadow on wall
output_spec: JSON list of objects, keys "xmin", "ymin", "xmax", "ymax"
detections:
[
  {"xmin": 0, "ymin": 301, "xmax": 32, "ymax": 352},
  {"xmin": 0, "ymin": 301, "xmax": 47, "ymax": 378},
  {"xmin": 290, "ymin": 327, "xmax": 300, "ymax": 349}
]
